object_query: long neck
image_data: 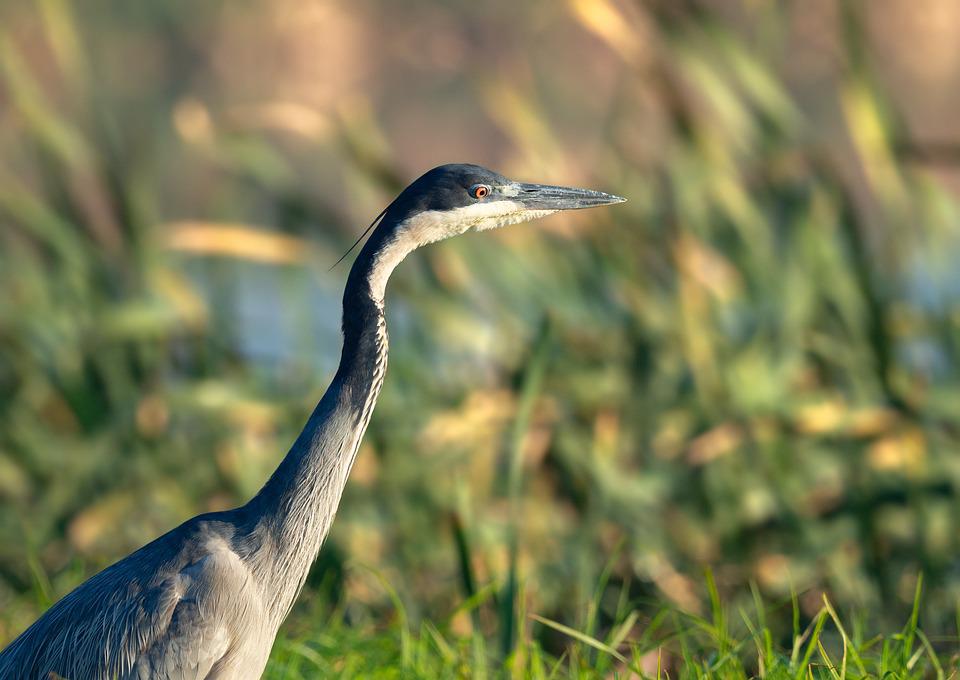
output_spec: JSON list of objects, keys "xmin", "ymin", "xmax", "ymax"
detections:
[{"xmin": 243, "ymin": 223, "xmax": 412, "ymax": 620}]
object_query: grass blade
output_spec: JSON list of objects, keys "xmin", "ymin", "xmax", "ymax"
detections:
[{"xmin": 530, "ymin": 613, "xmax": 627, "ymax": 664}]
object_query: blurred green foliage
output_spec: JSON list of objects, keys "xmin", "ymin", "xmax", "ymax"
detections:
[{"xmin": 3, "ymin": 0, "xmax": 960, "ymax": 670}]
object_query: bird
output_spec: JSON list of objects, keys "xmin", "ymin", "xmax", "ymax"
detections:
[{"xmin": 0, "ymin": 163, "xmax": 625, "ymax": 680}]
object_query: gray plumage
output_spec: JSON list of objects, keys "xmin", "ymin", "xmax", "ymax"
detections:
[{"xmin": 0, "ymin": 164, "xmax": 624, "ymax": 680}]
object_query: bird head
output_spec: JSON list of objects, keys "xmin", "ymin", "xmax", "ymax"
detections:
[
  {"xmin": 384, "ymin": 163, "xmax": 625, "ymax": 244},
  {"xmin": 351, "ymin": 163, "xmax": 626, "ymax": 300}
]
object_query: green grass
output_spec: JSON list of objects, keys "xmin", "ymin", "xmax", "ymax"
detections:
[{"xmin": 263, "ymin": 572, "xmax": 955, "ymax": 679}]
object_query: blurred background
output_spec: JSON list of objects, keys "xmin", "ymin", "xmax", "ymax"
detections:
[{"xmin": 2, "ymin": 0, "xmax": 960, "ymax": 661}]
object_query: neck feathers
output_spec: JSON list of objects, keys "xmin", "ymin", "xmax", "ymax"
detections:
[{"xmin": 243, "ymin": 213, "xmax": 410, "ymax": 621}]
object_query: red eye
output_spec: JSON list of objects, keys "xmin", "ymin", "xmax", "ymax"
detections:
[{"xmin": 471, "ymin": 184, "xmax": 490, "ymax": 199}]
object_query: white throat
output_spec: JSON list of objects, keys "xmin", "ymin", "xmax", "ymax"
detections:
[{"xmin": 365, "ymin": 201, "xmax": 557, "ymax": 301}]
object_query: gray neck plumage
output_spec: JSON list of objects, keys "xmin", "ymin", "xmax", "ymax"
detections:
[{"xmin": 244, "ymin": 217, "xmax": 408, "ymax": 621}]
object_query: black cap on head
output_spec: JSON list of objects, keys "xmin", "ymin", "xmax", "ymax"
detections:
[{"xmin": 388, "ymin": 164, "xmax": 508, "ymax": 217}]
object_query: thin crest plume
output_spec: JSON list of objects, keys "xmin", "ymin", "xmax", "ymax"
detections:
[{"xmin": 329, "ymin": 203, "xmax": 391, "ymax": 271}]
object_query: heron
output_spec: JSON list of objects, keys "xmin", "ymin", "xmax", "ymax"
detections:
[{"xmin": 0, "ymin": 163, "xmax": 625, "ymax": 679}]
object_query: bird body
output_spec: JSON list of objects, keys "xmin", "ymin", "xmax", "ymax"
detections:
[{"xmin": 0, "ymin": 164, "xmax": 624, "ymax": 679}]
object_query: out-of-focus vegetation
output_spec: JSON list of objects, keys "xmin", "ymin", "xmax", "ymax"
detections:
[{"xmin": 3, "ymin": 0, "xmax": 960, "ymax": 672}]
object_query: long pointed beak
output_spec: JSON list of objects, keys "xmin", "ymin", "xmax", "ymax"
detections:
[{"xmin": 511, "ymin": 182, "xmax": 626, "ymax": 211}]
